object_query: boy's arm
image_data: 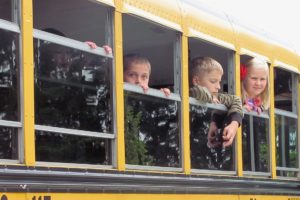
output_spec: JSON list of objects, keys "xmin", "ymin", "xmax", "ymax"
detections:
[
  {"xmin": 189, "ymin": 85, "xmax": 213, "ymax": 103},
  {"xmin": 218, "ymin": 93, "xmax": 243, "ymax": 123}
]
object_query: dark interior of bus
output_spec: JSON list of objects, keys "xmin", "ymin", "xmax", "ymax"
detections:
[
  {"xmin": 32, "ymin": 0, "xmax": 235, "ymax": 93},
  {"xmin": 32, "ymin": 0, "xmax": 293, "ymax": 103}
]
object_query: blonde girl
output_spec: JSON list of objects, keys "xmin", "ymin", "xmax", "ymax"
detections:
[{"xmin": 241, "ymin": 57, "xmax": 270, "ymax": 114}]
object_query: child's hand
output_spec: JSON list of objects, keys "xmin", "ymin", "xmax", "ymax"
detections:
[
  {"xmin": 212, "ymin": 95, "xmax": 220, "ymax": 104},
  {"xmin": 160, "ymin": 88, "xmax": 171, "ymax": 97},
  {"xmin": 222, "ymin": 121, "xmax": 238, "ymax": 147},
  {"xmin": 140, "ymin": 83, "xmax": 149, "ymax": 93},
  {"xmin": 243, "ymin": 104, "xmax": 252, "ymax": 112},
  {"xmin": 207, "ymin": 122, "xmax": 221, "ymax": 148},
  {"xmin": 85, "ymin": 41, "xmax": 98, "ymax": 49},
  {"xmin": 85, "ymin": 42, "xmax": 112, "ymax": 55},
  {"xmin": 254, "ymin": 106, "xmax": 262, "ymax": 115},
  {"xmin": 102, "ymin": 45, "xmax": 112, "ymax": 55}
]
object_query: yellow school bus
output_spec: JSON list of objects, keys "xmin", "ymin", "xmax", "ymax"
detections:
[{"xmin": 0, "ymin": 0, "xmax": 299, "ymax": 199}]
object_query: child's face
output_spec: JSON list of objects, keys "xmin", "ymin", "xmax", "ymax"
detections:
[
  {"xmin": 244, "ymin": 66, "xmax": 268, "ymax": 98},
  {"xmin": 194, "ymin": 69, "xmax": 222, "ymax": 95},
  {"xmin": 124, "ymin": 62, "xmax": 150, "ymax": 88}
]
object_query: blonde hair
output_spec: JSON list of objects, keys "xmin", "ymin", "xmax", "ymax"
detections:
[
  {"xmin": 241, "ymin": 57, "xmax": 270, "ymax": 109},
  {"xmin": 190, "ymin": 56, "xmax": 223, "ymax": 79},
  {"xmin": 123, "ymin": 54, "xmax": 151, "ymax": 74}
]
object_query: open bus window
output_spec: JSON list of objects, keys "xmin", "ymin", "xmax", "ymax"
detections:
[
  {"xmin": 33, "ymin": 0, "xmax": 110, "ymax": 45},
  {"xmin": 0, "ymin": 28, "xmax": 20, "ymax": 121},
  {"xmin": 123, "ymin": 14, "xmax": 181, "ymax": 168},
  {"xmin": 0, "ymin": 0, "xmax": 12, "ymax": 22},
  {"xmin": 123, "ymin": 14, "xmax": 178, "ymax": 92},
  {"xmin": 188, "ymin": 37, "xmax": 236, "ymax": 171},
  {"xmin": 240, "ymin": 54, "xmax": 271, "ymax": 174},
  {"xmin": 274, "ymin": 68, "xmax": 293, "ymax": 112},
  {"xmin": 188, "ymin": 38, "xmax": 233, "ymax": 94}
]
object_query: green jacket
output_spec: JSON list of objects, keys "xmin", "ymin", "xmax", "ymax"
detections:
[{"xmin": 190, "ymin": 85, "xmax": 243, "ymax": 125}]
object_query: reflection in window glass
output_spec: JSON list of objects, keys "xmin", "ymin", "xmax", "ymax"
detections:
[
  {"xmin": 0, "ymin": 28, "xmax": 19, "ymax": 121},
  {"xmin": 276, "ymin": 115, "xmax": 298, "ymax": 177},
  {"xmin": 34, "ymin": 39, "xmax": 112, "ymax": 133},
  {"xmin": 190, "ymin": 105, "xmax": 234, "ymax": 171},
  {"xmin": 0, "ymin": 0, "xmax": 12, "ymax": 21},
  {"xmin": 0, "ymin": 126, "xmax": 18, "ymax": 159},
  {"xmin": 274, "ymin": 68, "xmax": 292, "ymax": 111},
  {"xmin": 35, "ymin": 131, "xmax": 111, "ymax": 164},
  {"xmin": 124, "ymin": 91, "xmax": 180, "ymax": 167},
  {"xmin": 242, "ymin": 115, "xmax": 269, "ymax": 172}
]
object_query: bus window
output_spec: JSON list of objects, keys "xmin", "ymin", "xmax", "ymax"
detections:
[
  {"xmin": 33, "ymin": 0, "xmax": 114, "ymax": 165},
  {"xmin": 188, "ymin": 38, "xmax": 236, "ymax": 171},
  {"xmin": 0, "ymin": 0, "xmax": 12, "ymax": 22},
  {"xmin": 35, "ymin": 131, "xmax": 111, "ymax": 164},
  {"xmin": 0, "ymin": 126, "xmax": 18, "ymax": 159},
  {"xmin": 274, "ymin": 68, "xmax": 298, "ymax": 178},
  {"xmin": 33, "ymin": 37, "xmax": 113, "ymax": 165},
  {"xmin": 274, "ymin": 68, "xmax": 293, "ymax": 112},
  {"xmin": 0, "ymin": 28, "xmax": 20, "ymax": 160},
  {"xmin": 0, "ymin": 29, "xmax": 20, "ymax": 122},
  {"xmin": 276, "ymin": 115, "xmax": 298, "ymax": 177},
  {"xmin": 242, "ymin": 114, "xmax": 269, "ymax": 172},
  {"xmin": 33, "ymin": 0, "xmax": 110, "ymax": 45},
  {"xmin": 123, "ymin": 14, "xmax": 181, "ymax": 168},
  {"xmin": 240, "ymin": 55, "xmax": 270, "ymax": 174}
]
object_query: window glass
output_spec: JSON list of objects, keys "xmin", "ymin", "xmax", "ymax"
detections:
[
  {"xmin": 0, "ymin": 0, "xmax": 12, "ymax": 21},
  {"xmin": 34, "ymin": 39, "xmax": 112, "ymax": 133},
  {"xmin": 33, "ymin": 0, "xmax": 108, "ymax": 45},
  {"xmin": 190, "ymin": 104, "xmax": 234, "ymax": 170},
  {"xmin": 276, "ymin": 115, "xmax": 298, "ymax": 177},
  {"xmin": 0, "ymin": 126, "xmax": 18, "ymax": 159},
  {"xmin": 0, "ymin": 28, "xmax": 20, "ymax": 121},
  {"xmin": 124, "ymin": 91, "xmax": 180, "ymax": 167},
  {"xmin": 35, "ymin": 131, "xmax": 111, "ymax": 164},
  {"xmin": 242, "ymin": 115, "xmax": 269, "ymax": 172},
  {"xmin": 274, "ymin": 68, "xmax": 293, "ymax": 111}
]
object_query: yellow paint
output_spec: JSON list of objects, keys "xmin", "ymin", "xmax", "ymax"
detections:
[
  {"xmin": 269, "ymin": 63, "xmax": 276, "ymax": 179},
  {"xmin": 298, "ymin": 74, "xmax": 300, "ymax": 179},
  {"xmin": 122, "ymin": 0, "xmax": 182, "ymax": 31},
  {"xmin": 181, "ymin": 35, "xmax": 191, "ymax": 174},
  {"xmin": 235, "ymin": 53, "xmax": 243, "ymax": 177},
  {"xmin": 1, "ymin": 193, "xmax": 298, "ymax": 200},
  {"xmin": 21, "ymin": 0, "xmax": 35, "ymax": 165},
  {"xmin": 114, "ymin": 7, "xmax": 125, "ymax": 170},
  {"xmin": 95, "ymin": 0, "xmax": 115, "ymax": 7}
]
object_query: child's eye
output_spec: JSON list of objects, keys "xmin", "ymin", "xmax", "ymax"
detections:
[{"xmin": 142, "ymin": 75, "xmax": 148, "ymax": 80}]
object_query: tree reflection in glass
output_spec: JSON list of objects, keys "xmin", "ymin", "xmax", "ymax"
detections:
[
  {"xmin": 34, "ymin": 39, "xmax": 112, "ymax": 133},
  {"xmin": 124, "ymin": 91, "xmax": 180, "ymax": 167},
  {"xmin": 276, "ymin": 115, "xmax": 298, "ymax": 177},
  {"xmin": 0, "ymin": 29, "xmax": 19, "ymax": 121},
  {"xmin": 242, "ymin": 115, "xmax": 269, "ymax": 172},
  {"xmin": 36, "ymin": 131, "xmax": 111, "ymax": 164},
  {"xmin": 0, "ymin": 126, "xmax": 18, "ymax": 159},
  {"xmin": 190, "ymin": 105, "xmax": 234, "ymax": 171}
]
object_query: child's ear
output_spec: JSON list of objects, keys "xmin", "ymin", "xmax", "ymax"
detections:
[{"xmin": 192, "ymin": 76, "xmax": 199, "ymax": 86}]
